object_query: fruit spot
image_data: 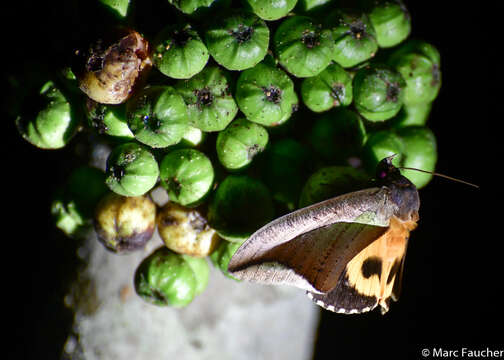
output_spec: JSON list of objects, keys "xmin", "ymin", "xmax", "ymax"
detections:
[
  {"xmin": 195, "ymin": 87, "xmax": 214, "ymax": 109},
  {"xmin": 349, "ymin": 20, "xmax": 366, "ymax": 40},
  {"xmin": 386, "ymin": 83, "xmax": 401, "ymax": 102},
  {"xmin": 262, "ymin": 86, "xmax": 282, "ymax": 104},
  {"xmin": 301, "ymin": 30, "xmax": 320, "ymax": 49},
  {"xmin": 230, "ymin": 24, "xmax": 254, "ymax": 44}
]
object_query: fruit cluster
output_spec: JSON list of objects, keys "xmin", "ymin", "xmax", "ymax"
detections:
[{"xmin": 15, "ymin": 0, "xmax": 440, "ymax": 307}]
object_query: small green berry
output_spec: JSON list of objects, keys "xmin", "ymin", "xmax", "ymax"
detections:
[
  {"xmin": 309, "ymin": 108, "xmax": 366, "ymax": 161},
  {"xmin": 126, "ymin": 86, "xmax": 189, "ymax": 148},
  {"xmin": 235, "ymin": 62, "xmax": 298, "ymax": 126},
  {"xmin": 367, "ymin": 0, "xmax": 411, "ymax": 48},
  {"xmin": 208, "ymin": 175, "xmax": 275, "ymax": 242},
  {"xmin": 274, "ymin": 16, "xmax": 334, "ymax": 78},
  {"xmin": 210, "ymin": 239, "xmax": 242, "ymax": 280},
  {"xmin": 175, "ymin": 66, "xmax": 238, "ymax": 132},
  {"xmin": 105, "ymin": 142, "xmax": 160, "ymax": 197},
  {"xmin": 216, "ymin": 118, "xmax": 269, "ymax": 171},
  {"xmin": 205, "ymin": 12, "xmax": 270, "ymax": 71},
  {"xmin": 246, "ymin": 0, "xmax": 298, "ymax": 21},
  {"xmin": 85, "ymin": 99, "xmax": 134, "ymax": 140},
  {"xmin": 134, "ymin": 247, "xmax": 197, "ymax": 307},
  {"xmin": 16, "ymin": 81, "xmax": 79, "ymax": 149},
  {"xmin": 353, "ymin": 64, "xmax": 406, "ymax": 122},
  {"xmin": 153, "ymin": 24, "xmax": 209, "ymax": 79},
  {"xmin": 326, "ymin": 10, "xmax": 378, "ymax": 68},
  {"xmin": 301, "ymin": 62, "xmax": 353, "ymax": 113},
  {"xmin": 159, "ymin": 148, "xmax": 215, "ymax": 207},
  {"xmin": 299, "ymin": 166, "xmax": 369, "ymax": 207}
]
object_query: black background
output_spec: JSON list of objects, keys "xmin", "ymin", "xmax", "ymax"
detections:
[{"xmin": 2, "ymin": 1, "xmax": 497, "ymax": 359}]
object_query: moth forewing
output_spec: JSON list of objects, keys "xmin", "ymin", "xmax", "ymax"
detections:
[{"xmin": 228, "ymin": 187, "xmax": 400, "ymax": 292}]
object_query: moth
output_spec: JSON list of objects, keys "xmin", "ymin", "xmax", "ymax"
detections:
[{"xmin": 228, "ymin": 156, "xmax": 420, "ymax": 315}]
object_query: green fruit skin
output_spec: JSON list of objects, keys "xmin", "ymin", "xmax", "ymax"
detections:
[
  {"xmin": 216, "ymin": 118, "xmax": 269, "ymax": 170},
  {"xmin": 390, "ymin": 102, "xmax": 432, "ymax": 128},
  {"xmin": 368, "ymin": 1, "xmax": 411, "ymax": 48},
  {"xmin": 51, "ymin": 198, "xmax": 87, "ymax": 238},
  {"xmin": 389, "ymin": 41, "xmax": 441, "ymax": 105},
  {"xmin": 309, "ymin": 108, "xmax": 366, "ymax": 161},
  {"xmin": 301, "ymin": 62, "xmax": 353, "ymax": 112},
  {"xmin": 86, "ymin": 101, "xmax": 134, "ymax": 139},
  {"xmin": 135, "ymin": 247, "xmax": 197, "ymax": 307},
  {"xmin": 246, "ymin": 0, "xmax": 298, "ymax": 20},
  {"xmin": 181, "ymin": 255, "xmax": 210, "ymax": 295},
  {"xmin": 299, "ymin": 166, "xmax": 370, "ymax": 207},
  {"xmin": 153, "ymin": 25, "xmax": 209, "ymax": 79},
  {"xmin": 208, "ymin": 175, "xmax": 275, "ymax": 240},
  {"xmin": 362, "ymin": 130, "xmax": 404, "ymax": 173},
  {"xmin": 16, "ymin": 81, "xmax": 79, "ymax": 149},
  {"xmin": 168, "ymin": 0, "xmax": 215, "ymax": 14},
  {"xmin": 274, "ymin": 16, "xmax": 334, "ymax": 78},
  {"xmin": 328, "ymin": 10, "xmax": 378, "ymax": 68},
  {"xmin": 175, "ymin": 66, "xmax": 238, "ymax": 132},
  {"xmin": 105, "ymin": 142, "xmax": 160, "ymax": 197},
  {"xmin": 159, "ymin": 148, "xmax": 215, "ymax": 207},
  {"xmin": 236, "ymin": 62, "xmax": 298, "ymax": 126},
  {"xmin": 205, "ymin": 12, "xmax": 270, "ymax": 71},
  {"xmin": 99, "ymin": 0, "xmax": 130, "ymax": 17},
  {"xmin": 210, "ymin": 239, "xmax": 242, "ymax": 280},
  {"xmin": 396, "ymin": 126, "xmax": 437, "ymax": 188},
  {"xmin": 264, "ymin": 138, "xmax": 311, "ymax": 210},
  {"xmin": 353, "ymin": 65, "xmax": 406, "ymax": 122},
  {"xmin": 362, "ymin": 127, "xmax": 437, "ymax": 188},
  {"xmin": 127, "ymin": 86, "xmax": 190, "ymax": 148}
]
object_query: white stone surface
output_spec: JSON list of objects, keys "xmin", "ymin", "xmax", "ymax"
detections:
[{"xmin": 63, "ymin": 230, "xmax": 319, "ymax": 360}]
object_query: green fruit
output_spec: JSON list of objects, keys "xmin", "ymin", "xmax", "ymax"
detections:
[
  {"xmin": 299, "ymin": 166, "xmax": 369, "ymax": 207},
  {"xmin": 175, "ymin": 66, "xmax": 238, "ymax": 131},
  {"xmin": 390, "ymin": 102, "xmax": 432, "ymax": 128},
  {"xmin": 235, "ymin": 62, "xmax": 298, "ymax": 126},
  {"xmin": 362, "ymin": 130, "xmax": 404, "ymax": 173},
  {"xmin": 159, "ymin": 149, "xmax": 215, "ymax": 206},
  {"xmin": 367, "ymin": 0, "xmax": 411, "ymax": 48},
  {"xmin": 94, "ymin": 192, "xmax": 156, "ymax": 253},
  {"xmin": 216, "ymin": 118, "xmax": 269, "ymax": 170},
  {"xmin": 180, "ymin": 126, "xmax": 206, "ymax": 147},
  {"xmin": 353, "ymin": 64, "xmax": 405, "ymax": 121},
  {"xmin": 85, "ymin": 100, "xmax": 134, "ymax": 140},
  {"xmin": 246, "ymin": 0, "xmax": 298, "ymax": 20},
  {"xmin": 274, "ymin": 16, "xmax": 334, "ymax": 78},
  {"xmin": 105, "ymin": 142, "xmax": 160, "ymax": 196},
  {"xmin": 210, "ymin": 239, "xmax": 242, "ymax": 280},
  {"xmin": 182, "ymin": 255, "xmax": 210, "ymax": 295},
  {"xmin": 134, "ymin": 247, "xmax": 197, "ymax": 307},
  {"xmin": 16, "ymin": 81, "xmax": 79, "ymax": 149},
  {"xmin": 51, "ymin": 166, "xmax": 109, "ymax": 238},
  {"xmin": 157, "ymin": 202, "xmax": 220, "ymax": 257},
  {"xmin": 326, "ymin": 10, "xmax": 378, "ymax": 68},
  {"xmin": 208, "ymin": 175, "xmax": 275, "ymax": 241},
  {"xmin": 263, "ymin": 138, "xmax": 311, "ymax": 210},
  {"xmin": 153, "ymin": 24, "xmax": 209, "ymax": 79},
  {"xmin": 389, "ymin": 40, "xmax": 441, "ymax": 105},
  {"xmin": 205, "ymin": 12, "xmax": 270, "ymax": 70},
  {"xmin": 126, "ymin": 86, "xmax": 189, "ymax": 148},
  {"xmin": 309, "ymin": 108, "xmax": 366, "ymax": 161},
  {"xmin": 396, "ymin": 126, "xmax": 437, "ymax": 188},
  {"xmin": 51, "ymin": 198, "xmax": 87, "ymax": 238},
  {"xmin": 167, "ymin": 0, "xmax": 215, "ymax": 14},
  {"xmin": 295, "ymin": 0, "xmax": 332, "ymax": 12},
  {"xmin": 98, "ymin": 0, "xmax": 131, "ymax": 18},
  {"xmin": 301, "ymin": 62, "xmax": 353, "ymax": 112}
]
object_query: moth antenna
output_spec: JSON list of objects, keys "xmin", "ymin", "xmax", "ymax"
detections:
[{"xmin": 398, "ymin": 167, "xmax": 479, "ymax": 189}]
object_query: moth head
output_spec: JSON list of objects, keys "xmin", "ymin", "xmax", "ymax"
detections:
[{"xmin": 376, "ymin": 155, "xmax": 420, "ymax": 222}]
